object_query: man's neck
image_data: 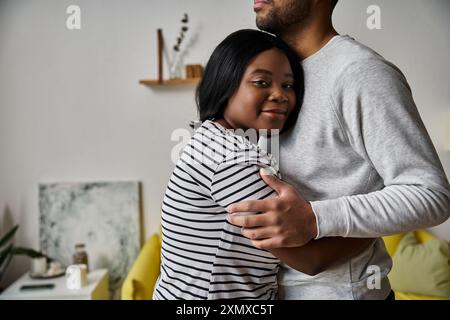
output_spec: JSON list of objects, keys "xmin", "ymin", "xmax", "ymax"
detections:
[{"xmin": 280, "ymin": 17, "xmax": 338, "ymax": 60}]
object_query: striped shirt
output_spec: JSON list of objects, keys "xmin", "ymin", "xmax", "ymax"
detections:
[{"xmin": 153, "ymin": 120, "xmax": 281, "ymax": 300}]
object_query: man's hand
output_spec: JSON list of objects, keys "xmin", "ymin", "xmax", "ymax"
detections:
[{"xmin": 226, "ymin": 168, "xmax": 318, "ymax": 250}]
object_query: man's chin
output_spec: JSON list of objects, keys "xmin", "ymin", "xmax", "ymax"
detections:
[
  {"xmin": 255, "ymin": 12, "xmax": 278, "ymax": 34},
  {"xmin": 256, "ymin": 16, "xmax": 269, "ymax": 32}
]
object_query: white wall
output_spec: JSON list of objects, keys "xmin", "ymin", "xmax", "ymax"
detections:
[{"xmin": 1, "ymin": 0, "xmax": 449, "ymax": 287}]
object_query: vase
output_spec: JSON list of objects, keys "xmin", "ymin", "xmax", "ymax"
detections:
[{"xmin": 169, "ymin": 62, "xmax": 183, "ymax": 80}]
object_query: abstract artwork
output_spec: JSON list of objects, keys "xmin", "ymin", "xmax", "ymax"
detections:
[{"xmin": 39, "ymin": 181, "xmax": 141, "ymax": 296}]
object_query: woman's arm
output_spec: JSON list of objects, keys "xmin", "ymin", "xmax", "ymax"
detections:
[{"xmin": 270, "ymin": 237, "xmax": 376, "ymax": 276}]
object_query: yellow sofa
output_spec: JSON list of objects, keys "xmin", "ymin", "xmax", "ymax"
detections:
[
  {"xmin": 121, "ymin": 233, "xmax": 162, "ymax": 300},
  {"xmin": 382, "ymin": 230, "xmax": 449, "ymax": 300}
]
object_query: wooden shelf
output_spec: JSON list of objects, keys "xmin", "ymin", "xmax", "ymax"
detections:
[
  {"xmin": 139, "ymin": 78, "xmax": 201, "ymax": 86},
  {"xmin": 140, "ymin": 29, "xmax": 202, "ymax": 87}
]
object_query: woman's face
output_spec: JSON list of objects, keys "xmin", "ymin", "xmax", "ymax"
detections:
[{"xmin": 220, "ymin": 48, "xmax": 296, "ymax": 132}]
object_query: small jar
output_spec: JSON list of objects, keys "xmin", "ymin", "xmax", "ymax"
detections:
[{"xmin": 72, "ymin": 243, "xmax": 89, "ymax": 273}]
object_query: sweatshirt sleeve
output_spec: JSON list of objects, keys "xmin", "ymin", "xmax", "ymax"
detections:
[{"xmin": 311, "ymin": 59, "xmax": 450, "ymax": 239}]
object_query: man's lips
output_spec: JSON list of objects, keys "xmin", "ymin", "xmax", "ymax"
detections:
[{"xmin": 254, "ymin": 0, "xmax": 271, "ymax": 11}]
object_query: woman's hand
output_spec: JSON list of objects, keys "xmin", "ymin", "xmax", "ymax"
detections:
[{"xmin": 227, "ymin": 168, "xmax": 318, "ymax": 249}]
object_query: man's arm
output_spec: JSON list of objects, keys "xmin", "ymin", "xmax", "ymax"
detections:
[
  {"xmin": 311, "ymin": 59, "xmax": 450, "ymax": 238},
  {"xmin": 233, "ymin": 185, "xmax": 375, "ymax": 275},
  {"xmin": 269, "ymin": 237, "xmax": 375, "ymax": 276}
]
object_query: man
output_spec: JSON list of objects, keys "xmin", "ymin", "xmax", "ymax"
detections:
[{"xmin": 228, "ymin": 0, "xmax": 450, "ymax": 299}]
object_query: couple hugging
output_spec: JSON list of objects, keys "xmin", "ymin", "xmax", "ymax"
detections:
[{"xmin": 153, "ymin": 0, "xmax": 450, "ymax": 300}]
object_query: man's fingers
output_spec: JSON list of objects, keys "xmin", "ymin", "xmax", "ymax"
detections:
[
  {"xmin": 251, "ymin": 237, "xmax": 284, "ymax": 250},
  {"xmin": 259, "ymin": 168, "xmax": 286, "ymax": 194},
  {"xmin": 226, "ymin": 199, "xmax": 271, "ymax": 214},
  {"xmin": 241, "ymin": 226, "xmax": 276, "ymax": 240},
  {"xmin": 227, "ymin": 212, "xmax": 271, "ymax": 228}
]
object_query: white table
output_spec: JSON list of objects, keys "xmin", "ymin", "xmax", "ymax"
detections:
[{"xmin": 0, "ymin": 269, "xmax": 109, "ymax": 300}]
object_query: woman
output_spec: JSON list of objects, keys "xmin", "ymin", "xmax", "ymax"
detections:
[{"xmin": 153, "ymin": 29, "xmax": 302, "ymax": 300}]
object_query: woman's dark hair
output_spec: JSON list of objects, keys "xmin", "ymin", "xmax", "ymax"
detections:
[
  {"xmin": 195, "ymin": 29, "xmax": 304, "ymax": 133},
  {"xmin": 331, "ymin": 0, "xmax": 339, "ymax": 9}
]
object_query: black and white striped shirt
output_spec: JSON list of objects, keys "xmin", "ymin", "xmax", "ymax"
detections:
[{"xmin": 153, "ymin": 120, "xmax": 281, "ymax": 300}]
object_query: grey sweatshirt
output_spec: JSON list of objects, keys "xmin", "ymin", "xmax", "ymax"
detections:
[{"xmin": 278, "ymin": 35, "xmax": 450, "ymax": 300}]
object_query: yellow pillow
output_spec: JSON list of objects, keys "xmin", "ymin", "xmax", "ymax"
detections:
[
  {"xmin": 384, "ymin": 230, "xmax": 449, "ymax": 300},
  {"xmin": 383, "ymin": 230, "xmax": 438, "ymax": 256},
  {"xmin": 121, "ymin": 233, "xmax": 162, "ymax": 300},
  {"xmin": 383, "ymin": 233, "xmax": 406, "ymax": 256},
  {"xmin": 389, "ymin": 232, "xmax": 450, "ymax": 298},
  {"xmin": 395, "ymin": 291, "xmax": 449, "ymax": 300},
  {"xmin": 414, "ymin": 229, "xmax": 436, "ymax": 244}
]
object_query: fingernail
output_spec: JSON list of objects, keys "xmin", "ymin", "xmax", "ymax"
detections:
[
  {"xmin": 226, "ymin": 206, "xmax": 232, "ymax": 213},
  {"xmin": 260, "ymin": 167, "xmax": 275, "ymax": 176}
]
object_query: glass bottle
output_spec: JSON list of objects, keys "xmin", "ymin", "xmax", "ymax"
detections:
[{"xmin": 72, "ymin": 243, "xmax": 89, "ymax": 273}]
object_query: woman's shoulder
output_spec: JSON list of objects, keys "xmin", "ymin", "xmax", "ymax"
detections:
[
  {"xmin": 193, "ymin": 120, "xmax": 280, "ymax": 175},
  {"xmin": 193, "ymin": 120, "xmax": 261, "ymax": 157}
]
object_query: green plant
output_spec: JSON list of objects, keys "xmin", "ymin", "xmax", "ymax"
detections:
[{"xmin": 0, "ymin": 225, "xmax": 46, "ymax": 285}]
